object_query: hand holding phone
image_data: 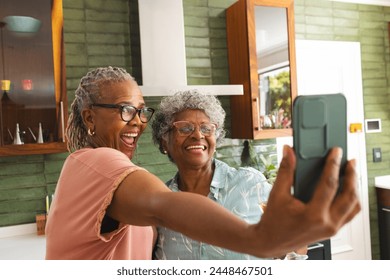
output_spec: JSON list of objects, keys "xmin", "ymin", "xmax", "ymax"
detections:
[{"xmin": 292, "ymin": 94, "xmax": 347, "ymax": 203}]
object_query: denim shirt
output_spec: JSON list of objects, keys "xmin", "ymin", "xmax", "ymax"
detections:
[{"xmin": 153, "ymin": 159, "xmax": 272, "ymax": 260}]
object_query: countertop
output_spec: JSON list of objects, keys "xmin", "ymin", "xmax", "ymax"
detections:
[
  {"xmin": 375, "ymin": 175, "xmax": 390, "ymax": 190},
  {"xmin": 0, "ymin": 223, "xmax": 45, "ymax": 260}
]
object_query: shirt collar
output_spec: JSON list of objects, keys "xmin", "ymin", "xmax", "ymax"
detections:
[
  {"xmin": 167, "ymin": 159, "xmax": 227, "ymax": 201},
  {"xmin": 208, "ymin": 159, "xmax": 227, "ymax": 200}
]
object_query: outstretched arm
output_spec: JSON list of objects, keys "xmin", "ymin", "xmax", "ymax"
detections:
[{"xmin": 107, "ymin": 145, "xmax": 360, "ymax": 258}]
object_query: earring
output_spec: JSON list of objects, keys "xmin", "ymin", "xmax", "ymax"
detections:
[
  {"xmin": 163, "ymin": 150, "xmax": 167, "ymax": 154},
  {"xmin": 88, "ymin": 128, "xmax": 95, "ymax": 136}
]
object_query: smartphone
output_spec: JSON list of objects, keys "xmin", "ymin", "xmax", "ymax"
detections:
[{"xmin": 292, "ymin": 93, "xmax": 347, "ymax": 203}]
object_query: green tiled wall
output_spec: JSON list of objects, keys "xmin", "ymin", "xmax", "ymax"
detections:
[
  {"xmin": 0, "ymin": 0, "xmax": 389, "ymax": 260},
  {"xmin": 0, "ymin": 153, "xmax": 67, "ymax": 226}
]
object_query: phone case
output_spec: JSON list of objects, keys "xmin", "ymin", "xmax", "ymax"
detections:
[{"xmin": 292, "ymin": 93, "xmax": 347, "ymax": 203}]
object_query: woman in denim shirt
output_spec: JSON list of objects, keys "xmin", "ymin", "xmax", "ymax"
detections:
[{"xmin": 151, "ymin": 90, "xmax": 304, "ymax": 260}]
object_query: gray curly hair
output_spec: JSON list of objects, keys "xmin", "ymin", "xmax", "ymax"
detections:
[
  {"xmin": 66, "ymin": 66, "xmax": 135, "ymax": 152},
  {"xmin": 151, "ymin": 90, "xmax": 226, "ymax": 154}
]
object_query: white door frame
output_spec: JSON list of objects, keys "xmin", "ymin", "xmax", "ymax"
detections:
[{"xmin": 277, "ymin": 39, "xmax": 372, "ymax": 259}]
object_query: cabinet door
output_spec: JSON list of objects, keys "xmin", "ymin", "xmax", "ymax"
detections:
[
  {"xmin": 0, "ymin": 0, "xmax": 67, "ymax": 156},
  {"xmin": 226, "ymin": 0, "xmax": 297, "ymax": 139},
  {"xmin": 307, "ymin": 240, "xmax": 332, "ymax": 260}
]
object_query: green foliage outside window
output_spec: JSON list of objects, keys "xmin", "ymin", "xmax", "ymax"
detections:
[
  {"xmin": 269, "ymin": 70, "xmax": 291, "ymax": 123},
  {"xmin": 241, "ymin": 140, "xmax": 278, "ymax": 184}
]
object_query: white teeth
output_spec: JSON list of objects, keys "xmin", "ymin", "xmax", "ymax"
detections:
[
  {"xmin": 186, "ymin": 145, "xmax": 206, "ymax": 150},
  {"xmin": 123, "ymin": 133, "xmax": 138, "ymax": 137}
]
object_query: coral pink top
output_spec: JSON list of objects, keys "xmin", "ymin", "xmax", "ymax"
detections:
[{"xmin": 45, "ymin": 147, "xmax": 154, "ymax": 260}]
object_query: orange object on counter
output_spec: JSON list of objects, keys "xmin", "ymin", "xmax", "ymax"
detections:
[{"xmin": 36, "ymin": 214, "xmax": 47, "ymax": 235}]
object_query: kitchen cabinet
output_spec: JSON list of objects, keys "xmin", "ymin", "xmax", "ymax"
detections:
[
  {"xmin": 0, "ymin": 0, "xmax": 67, "ymax": 156},
  {"xmin": 375, "ymin": 176, "xmax": 390, "ymax": 259},
  {"xmin": 307, "ymin": 240, "xmax": 331, "ymax": 260},
  {"xmin": 226, "ymin": 0, "xmax": 297, "ymax": 139}
]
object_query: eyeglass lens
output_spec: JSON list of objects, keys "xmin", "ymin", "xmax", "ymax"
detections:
[
  {"xmin": 173, "ymin": 121, "xmax": 216, "ymax": 136},
  {"xmin": 122, "ymin": 106, "xmax": 154, "ymax": 123}
]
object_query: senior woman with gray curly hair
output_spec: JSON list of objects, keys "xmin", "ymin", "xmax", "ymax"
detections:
[
  {"xmin": 151, "ymin": 90, "xmax": 307, "ymax": 260},
  {"xmin": 152, "ymin": 90, "xmax": 226, "ymax": 153}
]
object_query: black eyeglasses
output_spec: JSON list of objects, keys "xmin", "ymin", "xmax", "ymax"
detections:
[
  {"xmin": 172, "ymin": 121, "xmax": 217, "ymax": 137},
  {"xmin": 92, "ymin": 103, "xmax": 155, "ymax": 123}
]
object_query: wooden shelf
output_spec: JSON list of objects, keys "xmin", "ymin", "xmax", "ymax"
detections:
[{"xmin": 0, "ymin": 142, "xmax": 67, "ymax": 156}]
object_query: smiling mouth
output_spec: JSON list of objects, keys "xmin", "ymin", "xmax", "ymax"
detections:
[
  {"xmin": 121, "ymin": 132, "xmax": 138, "ymax": 146},
  {"xmin": 186, "ymin": 145, "xmax": 206, "ymax": 151}
]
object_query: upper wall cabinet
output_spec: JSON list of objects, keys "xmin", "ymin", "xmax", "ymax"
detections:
[
  {"xmin": 0, "ymin": 0, "xmax": 67, "ymax": 156},
  {"xmin": 226, "ymin": 0, "xmax": 297, "ymax": 139}
]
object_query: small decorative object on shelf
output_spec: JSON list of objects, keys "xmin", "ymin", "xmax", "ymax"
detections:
[
  {"xmin": 37, "ymin": 122, "xmax": 43, "ymax": 143},
  {"xmin": 13, "ymin": 123, "xmax": 22, "ymax": 145}
]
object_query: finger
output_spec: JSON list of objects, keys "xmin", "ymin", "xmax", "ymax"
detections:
[
  {"xmin": 330, "ymin": 159, "xmax": 361, "ymax": 224},
  {"xmin": 271, "ymin": 145, "xmax": 296, "ymax": 196},
  {"xmin": 330, "ymin": 198, "xmax": 361, "ymax": 231},
  {"xmin": 309, "ymin": 147, "xmax": 342, "ymax": 208},
  {"xmin": 339, "ymin": 200, "xmax": 361, "ymax": 226}
]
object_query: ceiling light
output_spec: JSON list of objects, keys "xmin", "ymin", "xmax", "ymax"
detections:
[{"xmin": 3, "ymin": 16, "xmax": 41, "ymax": 34}]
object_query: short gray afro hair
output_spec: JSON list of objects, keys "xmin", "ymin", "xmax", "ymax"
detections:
[{"xmin": 151, "ymin": 90, "xmax": 226, "ymax": 154}]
